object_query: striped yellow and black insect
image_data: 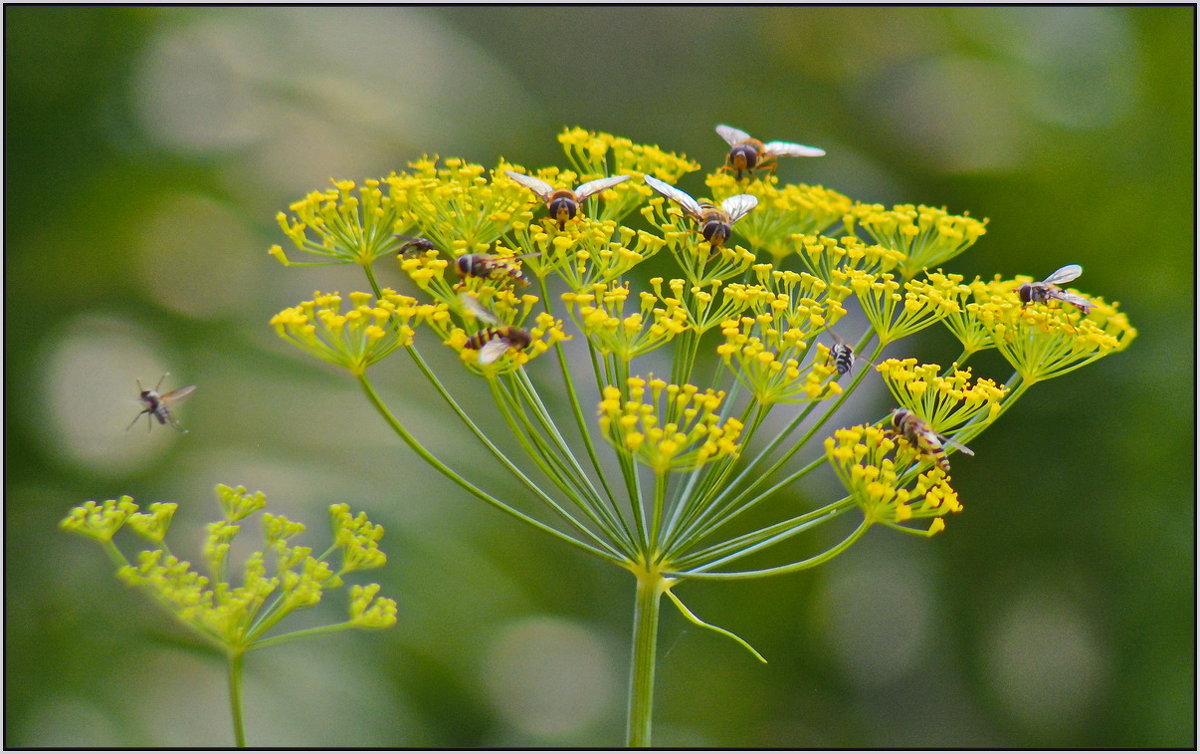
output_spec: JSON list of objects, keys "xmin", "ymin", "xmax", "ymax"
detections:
[
  {"xmin": 127, "ymin": 374, "xmax": 196, "ymax": 433},
  {"xmin": 459, "ymin": 293, "xmax": 533, "ymax": 365},
  {"xmin": 1017, "ymin": 264, "xmax": 1094, "ymax": 314},
  {"xmin": 454, "ymin": 251, "xmax": 540, "ymax": 287},
  {"xmin": 888, "ymin": 408, "xmax": 973, "ymax": 474},
  {"xmin": 826, "ymin": 330, "xmax": 873, "ymax": 379},
  {"xmin": 715, "ymin": 124, "xmax": 825, "ymax": 180},
  {"xmin": 643, "ymin": 175, "xmax": 757, "ymax": 249},
  {"xmin": 505, "ymin": 170, "xmax": 631, "ymax": 229}
]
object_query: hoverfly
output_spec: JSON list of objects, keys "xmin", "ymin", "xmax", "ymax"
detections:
[
  {"xmin": 455, "ymin": 252, "xmax": 539, "ymax": 287},
  {"xmin": 715, "ymin": 124, "xmax": 825, "ymax": 180},
  {"xmin": 888, "ymin": 408, "xmax": 973, "ymax": 474},
  {"xmin": 643, "ymin": 175, "xmax": 757, "ymax": 249},
  {"xmin": 826, "ymin": 330, "xmax": 872, "ymax": 378},
  {"xmin": 127, "ymin": 374, "xmax": 196, "ymax": 433},
  {"xmin": 1017, "ymin": 264, "xmax": 1093, "ymax": 315},
  {"xmin": 505, "ymin": 170, "xmax": 631, "ymax": 228},
  {"xmin": 395, "ymin": 235, "xmax": 436, "ymax": 257},
  {"xmin": 458, "ymin": 293, "xmax": 533, "ymax": 365}
]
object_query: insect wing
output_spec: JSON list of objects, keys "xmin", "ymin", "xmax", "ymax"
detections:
[
  {"xmin": 715, "ymin": 124, "xmax": 753, "ymax": 146},
  {"xmin": 459, "ymin": 292, "xmax": 501, "ymax": 324},
  {"xmin": 476, "ymin": 337, "xmax": 511, "ymax": 365},
  {"xmin": 159, "ymin": 384, "xmax": 197, "ymax": 405},
  {"xmin": 1049, "ymin": 289, "xmax": 1094, "ymax": 314},
  {"xmin": 1041, "ymin": 264, "xmax": 1083, "ymax": 286},
  {"xmin": 763, "ymin": 140, "xmax": 826, "ymax": 157},
  {"xmin": 644, "ymin": 175, "xmax": 703, "ymax": 217},
  {"xmin": 573, "ymin": 174, "xmax": 631, "ymax": 201},
  {"xmin": 939, "ymin": 433, "xmax": 974, "ymax": 457},
  {"xmin": 504, "ymin": 170, "xmax": 556, "ymax": 201},
  {"xmin": 720, "ymin": 194, "xmax": 758, "ymax": 222}
]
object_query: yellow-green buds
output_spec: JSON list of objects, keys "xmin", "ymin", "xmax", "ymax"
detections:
[
  {"xmin": 61, "ymin": 485, "xmax": 397, "ymax": 652},
  {"xmin": 59, "ymin": 496, "xmax": 138, "ymax": 542},
  {"xmin": 598, "ymin": 375, "xmax": 744, "ymax": 472},
  {"xmin": 825, "ymin": 424, "xmax": 962, "ymax": 535}
]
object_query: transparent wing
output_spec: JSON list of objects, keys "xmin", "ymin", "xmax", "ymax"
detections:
[
  {"xmin": 715, "ymin": 124, "xmax": 753, "ymax": 146},
  {"xmin": 574, "ymin": 174, "xmax": 631, "ymax": 201},
  {"xmin": 504, "ymin": 170, "xmax": 555, "ymax": 201},
  {"xmin": 1041, "ymin": 264, "xmax": 1083, "ymax": 286},
  {"xmin": 763, "ymin": 140, "xmax": 826, "ymax": 157},
  {"xmin": 159, "ymin": 385, "xmax": 197, "ymax": 404},
  {"xmin": 1049, "ymin": 290, "xmax": 1094, "ymax": 314},
  {"xmin": 828, "ymin": 329, "xmax": 848, "ymax": 347},
  {"xmin": 459, "ymin": 292, "xmax": 500, "ymax": 324},
  {"xmin": 940, "ymin": 434, "xmax": 974, "ymax": 456},
  {"xmin": 644, "ymin": 175, "xmax": 703, "ymax": 217},
  {"xmin": 720, "ymin": 194, "xmax": 759, "ymax": 222},
  {"xmin": 476, "ymin": 338, "xmax": 510, "ymax": 365}
]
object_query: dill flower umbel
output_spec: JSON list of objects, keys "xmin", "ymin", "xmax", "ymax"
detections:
[
  {"xmin": 271, "ymin": 178, "xmax": 412, "ymax": 267},
  {"xmin": 875, "ymin": 358, "xmax": 1008, "ymax": 434},
  {"xmin": 825, "ymin": 424, "xmax": 962, "ymax": 535},
  {"xmin": 261, "ymin": 124, "xmax": 1136, "ymax": 748}
]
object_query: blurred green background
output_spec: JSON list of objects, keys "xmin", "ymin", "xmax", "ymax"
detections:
[{"xmin": 5, "ymin": 6, "xmax": 1194, "ymax": 747}]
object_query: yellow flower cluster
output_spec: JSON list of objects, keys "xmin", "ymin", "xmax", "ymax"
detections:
[
  {"xmin": 558, "ymin": 126, "xmax": 699, "ymax": 223},
  {"xmin": 271, "ymin": 178, "xmax": 410, "ymax": 267},
  {"xmin": 390, "ymin": 157, "xmax": 533, "ymax": 252},
  {"xmin": 716, "ymin": 313, "xmax": 842, "ymax": 404},
  {"xmin": 598, "ymin": 376, "xmax": 744, "ymax": 472},
  {"xmin": 706, "ymin": 173, "xmax": 854, "ymax": 260},
  {"xmin": 270, "ymin": 290, "xmax": 419, "ymax": 375},
  {"xmin": 562, "ymin": 282, "xmax": 689, "ymax": 360},
  {"xmin": 790, "ymin": 233, "xmax": 906, "ymax": 280},
  {"xmin": 971, "ymin": 279, "xmax": 1137, "ymax": 382},
  {"xmin": 849, "ymin": 203, "xmax": 987, "ymax": 279},
  {"xmin": 875, "ymin": 358, "xmax": 1008, "ymax": 434},
  {"xmin": 507, "ymin": 220, "xmax": 667, "ymax": 289},
  {"xmin": 849, "ymin": 270, "xmax": 970, "ymax": 344},
  {"xmin": 330, "ymin": 503, "xmax": 388, "ymax": 573},
  {"xmin": 940, "ymin": 276, "xmax": 1007, "ymax": 354},
  {"xmin": 824, "ymin": 425, "xmax": 962, "ymax": 535}
]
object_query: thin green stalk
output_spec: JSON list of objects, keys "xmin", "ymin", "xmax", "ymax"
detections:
[
  {"xmin": 405, "ymin": 346, "xmax": 581, "ymax": 525},
  {"xmin": 249, "ymin": 622, "xmax": 354, "ymax": 651},
  {"xmin": 227, "ymin": 649, "xmax": 246, "ymax": 747},
  {"xmin": 537, "ymin": 276, "xmax": 622, "ymax": 507},
  {"xmin": 670, "ymin": 497, "xmax": 850, "ymax": 570},
  {"xmin": 671, "ymin": 514, "xmax": 869, "ymax": 580},
  {"xmin": 357, "ymin": 372, "xmax": 621, "ymax": 563},
  {"xmin": 626, "ymin": 567, "xmax": 669, "ymax": 747},
  {"xmin": 486, "ymin": 379, "xmax": 626, "ymax": 557}
]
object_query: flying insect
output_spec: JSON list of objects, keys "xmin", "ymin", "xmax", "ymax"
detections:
[
  {"xmin": 715, "ymin": 124, "xmax": 825, "ymax": 179},
  {"xmin": 127, "ymin": 374, "xmax": 196, "ymax": 433}
]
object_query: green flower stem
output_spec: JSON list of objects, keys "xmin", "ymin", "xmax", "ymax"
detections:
[
  {"xmin": 227, "ymin": 649, "xmax": 246, "ymax": 747},
  {"xmin": 648, "ymin": 469, "xmax": 669, "ymax": 550},
  {"xmin": 249, "ymin": 621, "xmax": 355, "ymax": 651},
  {"xmin": 537, "ymin": 276, "xmax": 623, "ymax": 508},
  {"xmin": 670, "ymin": 496, "xmax": 851, "ymax": 571},
  {"xmin": 100, "ymin": 539, "xmax": 130, "ymax": 569},
  {"xmin": 405, "ymin": 345, "xmax": 584, "ymax": 529},
  {"xmin": 670, "ymin": 513, "xmax": 869, "ymax": 580},
  {"xmin": 489, "ymin": 379, "xmax": 629, "ymax": 555},
  {"xmin": 357, "ymin": 372, "xmax": 621, "ymax": 563},
  {"xmin": 511, "ymin": 369, "xmax": 612, "ymax": 511},
  {"xmin": 625, "ymin": 566, "xmax": 670, "ymax": 747},
  {"xmin": 362, "ymin": 261, "xmax": 385, "ymax": 299},
  {"xmin": 487, "ymin": 379, "xmax": 626, "ymax": 556}
]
